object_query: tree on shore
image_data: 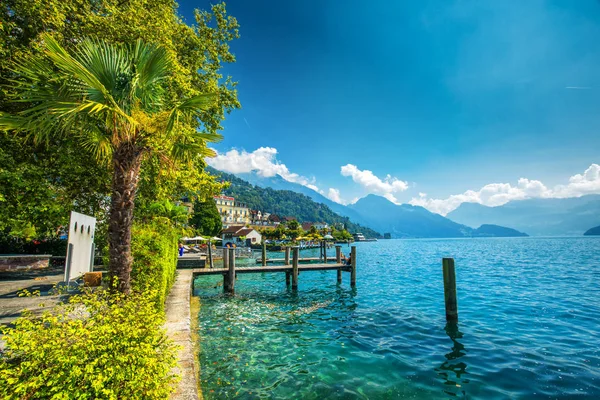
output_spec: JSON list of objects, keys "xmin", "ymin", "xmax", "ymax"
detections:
[
  {"xmin": 0, "ymin": 36, "xmax": 217, "ymax": 293},
  {"xmin": 0, "ymin": 0, "xmax": 240, "ymax": 242},
  {"xmin": 190, "ymin": 199, "xmax": 222, "ymax": 237}
]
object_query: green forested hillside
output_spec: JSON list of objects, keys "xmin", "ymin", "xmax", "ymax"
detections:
[{"xmin": 208, "ymin": 168, "xmax": 381, "ymax": 238}]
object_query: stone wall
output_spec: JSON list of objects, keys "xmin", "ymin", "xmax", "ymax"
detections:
[{"xmin": 0, "ymin": 255, "xmax": 51, "ymax": 271}]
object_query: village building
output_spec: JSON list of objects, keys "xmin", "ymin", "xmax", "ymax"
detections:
[
  {"xmin": 249, "ymin": 210, "xmax": 282, "ymax": 227},
  {"xmin": 301, "ymin": 222, "xmax": 330, "ymax": 231},
  {"xmin": 268, "ymin": 214, "xmax": 281, "ymax": 225},
  {"xmin": 221, "ymin": 225, "xmax": 262, "ymax": 247},
  {"xmin": 214, "ymin": 195, "xmax": 250, "ymax": 226},
  {"xmin": 249, "ymin": 210, "xmax": 262, "ymax": 225}
]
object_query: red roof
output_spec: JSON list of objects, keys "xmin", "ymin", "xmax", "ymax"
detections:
[
  {"xmin": 221, "ymin": 225, "xmax": 245, "ymax": 234},
  {"xmin": 214, "ymin": 195, "xmax": 235, "ymax": 201},
  {"xmin": 233, "ymin": 228, "xmax": 255, "ymax": 237}
]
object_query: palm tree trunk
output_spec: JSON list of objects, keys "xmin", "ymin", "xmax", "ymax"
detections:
[{"xmin": 108, "ymin": 143, "xmax": 143, "ymax": 293}]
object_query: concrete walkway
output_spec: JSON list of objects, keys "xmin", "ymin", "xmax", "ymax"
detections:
[
  {"xmin": 0, "ymin": 266, "xmax": 65, "ymax": 327},
  {"xmin": 165, "ymin": 270, "xmax": 200, "ymax": 400}
]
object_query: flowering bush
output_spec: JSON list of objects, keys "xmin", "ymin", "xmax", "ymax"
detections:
[{"xmin": 0, "ymin": 290, "xmax": 179, "ymax": 399}]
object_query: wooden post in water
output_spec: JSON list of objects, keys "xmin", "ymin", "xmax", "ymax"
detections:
[
  {"xmin": 335, "ymin": 245, "xmax": 342, "ymax": 284},
  {"xmin": 285, "ymin": 246, "xmax": 290, "ymax": 265},
  {"xmin": 350, "ymin": 246, "xmax": 357, "ymax": 287},
  {"xmin": 226, "ymin": 248, "xmax": 236, "ymax": 294},
  {"xmin": 207, "ymin": 240, "xmax": 214, "ymax": 269},
  {"xmin": 319, "ymin": 241, "xmax": 323, "ymax": 262},
  {"xmin": 262, "ymin": 241, "xmax": 267, "ymax": 266},
  {"xmin": 292, "ymin": 247, "xmax": 299, "ymax": 290},
  {"xmin": 323, "ymin": 241, "xmax": 328, "ymax": 263},
  {"xmin": 442, "ymin": 258, "xmax": 458, "ymax": 323},
  {"xmin": 223, "ymin": 247, "xmax": 229, "ymax": 271}
]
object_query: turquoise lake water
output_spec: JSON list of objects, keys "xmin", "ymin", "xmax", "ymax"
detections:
[{"xmin": 193, "ymin": 237, "xmax": 600, "ymax": 399}]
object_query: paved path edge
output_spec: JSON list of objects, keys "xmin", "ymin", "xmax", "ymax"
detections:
[{"xmin": 165, "ymin": 270, "xmax": 201, "ymax": 400}]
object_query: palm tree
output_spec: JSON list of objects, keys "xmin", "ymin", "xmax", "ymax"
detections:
[{"xmin": 0, "ymin": 34, "xmax": 218, "ymax": 293}]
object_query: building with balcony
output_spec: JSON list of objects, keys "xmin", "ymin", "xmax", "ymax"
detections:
[{"xmin": 214, "ymin": 195, "xmax": 250, "ymax": 226}]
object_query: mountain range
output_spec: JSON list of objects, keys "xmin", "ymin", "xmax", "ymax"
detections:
[
  {"xmin": 207, "ymin": 168, "xmax": 381, "ymax": 238},
  {"xmin": 209, "ymin": 169, "xmax": 530, "ymax": 238},
  {"xmin": 235, "ymin": 171, "xmax": 600, "ymax": 237},
  {"xmin": 447, "ymin": 195, "xmax": 600, "ymax": 236}
]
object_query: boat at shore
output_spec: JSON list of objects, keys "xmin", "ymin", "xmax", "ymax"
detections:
[{"xmin": 352, "ymin": 232, "xmax": 378, "ymax": 242}]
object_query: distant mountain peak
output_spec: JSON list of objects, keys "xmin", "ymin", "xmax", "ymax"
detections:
[
  {"xmin": 447, "ymin": 195, "xmax": 600, "ymax": 236},
  {"xmin": 208, "ymin": 167, "xmax": 529, "ymax": 239}
]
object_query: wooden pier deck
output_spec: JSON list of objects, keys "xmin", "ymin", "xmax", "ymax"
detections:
[
  {"xmin": 257, "ymin": 257, "xmax": 331, "ymax": 264},
  {"xmin": 193, "ymin": 263, "xmax": 351, "ymax": 275},
  {"xmin": 195, "ymin": 246, "xmax": 356, "ymax": 293}
]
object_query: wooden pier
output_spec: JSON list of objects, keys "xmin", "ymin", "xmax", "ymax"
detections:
[
  {"xmin": 258, "ymin": 257, "xmax": 332, "ymax": 264},
  {"xmin": 195, "ymin": 246, "xmax": 357, "ymax": 293}
]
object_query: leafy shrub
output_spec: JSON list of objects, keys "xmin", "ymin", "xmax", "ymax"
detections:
[
  {"xmin": 0, "ymin": 290, "xmax": 178, "ymax": 399},
  {"xmin": 131, "ymin": 218, "xmax": 179, "ymax": 310}
]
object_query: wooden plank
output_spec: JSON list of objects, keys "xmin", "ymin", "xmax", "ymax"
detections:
[{"xmin": 259, "ymin": 257, "xmax": 332, "ymax": 263}]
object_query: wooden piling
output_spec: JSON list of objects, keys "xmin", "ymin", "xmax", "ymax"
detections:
[
  {"xmin": 262, "ymin": 241, "xmax": 267, "ymax": 266},
  {"xmin": 335, "ymin": 245, "xmax": 342, "ymax": 284},
  {"xmin": 350, "ymin": 245, "xmax": 357, "ymax": 287},
  {"xmin": 226, "ymin": 248, "xmax": 236, "ymax": 293},
  {"xmin": 323, "ymin": 241, "xmax": 327, "ymax": 263},
  {"xmin": 223, "ymin": 248, "xmax": 229, "ymax": 272},
  {"xmin": 319, "ymin": 241, "xmax": 323, "ymax": 262},
  {"xmin": 442, "ymin": 258, "xmax": 458, "ymax": 322},
  {"xmin": 285, "ymin": 247, "xmax": 290, "ymax": 265},
  {"xmin": 207, "ymin": 240, "xmax": 214, "ymax": 268},
  {"xmin": 286, "ymin": 272, "xmax": 291, "ymax": 286},
  {"xmin": 292, "ymin": 247, "xmax": 299, "ymax": 289}
]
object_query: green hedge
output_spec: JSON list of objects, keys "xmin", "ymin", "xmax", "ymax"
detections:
[
  {"xmin": 131, "ymin": 218, "xmax": 179, "ymax": 310},
  {"xmin": 0, "ymin": 233, "xmax": 68, "ymax": 256},
  {"xmin": 0, "ymin": 291, "xmax": 179, "ymax": 399}
]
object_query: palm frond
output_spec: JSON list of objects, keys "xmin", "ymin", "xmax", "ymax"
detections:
[
  {"xmin": 3, "ymin": 34, "xmax": 219, "ymax": 165},
  {"xmin": 166, "ymin": 94, "xmax": 217, "ymax": 134},
  {"xmin": 130, "ymin": 40, "xmax": 172, "ymax": 110},
  {"xmin": 40, "ymin": 35, "xmax": 138, "ymax": 132}
]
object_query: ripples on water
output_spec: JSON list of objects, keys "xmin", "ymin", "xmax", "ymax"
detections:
[{"xmin": 194, "ymin": 237, "xmax": 600, "ymax": 399}]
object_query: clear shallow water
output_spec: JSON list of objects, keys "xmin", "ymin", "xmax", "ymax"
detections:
[{"xmin": 193, "ymin": 237, "xmax": 600, "ymax": 399}]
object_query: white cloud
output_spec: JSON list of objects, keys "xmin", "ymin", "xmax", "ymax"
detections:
[
  {"xmin": 410, "ymin": 163, "xmax": 600, "ymax": 215},
  {"xmin": 207, "ymin": 147, "xmax": 317, "ymax": 190},
  {"xmin": 340, "ymin": 164, "xmax": 409, "ymax": 203},
  {"xmin": 208, "ymin": 147, "xmax": 354, "ymax": 205},
  {"xmin": 553, "ymin": 164, "xmax": 600, "ymax": 198},
  {"xmin": 327, "ymin": 188, "xmax": 344, "ymax": 204}
]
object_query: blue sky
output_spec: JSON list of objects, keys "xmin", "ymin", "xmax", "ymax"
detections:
[{"xmin": 179, "ymin": 0, "xmax": 600, "ymax": 214}]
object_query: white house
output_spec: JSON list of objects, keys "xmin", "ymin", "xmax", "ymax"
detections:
[{"xmin": 221, "ymin": 226, "xmax": 262, "ymax": 247}]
